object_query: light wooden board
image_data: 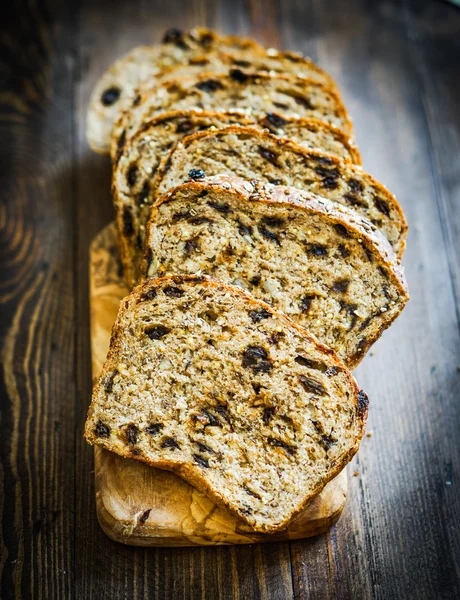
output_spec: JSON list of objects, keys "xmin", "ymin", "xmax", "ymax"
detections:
[{"xmin": 89, "ymin": 222, "xmax": 348, "ymax": 546}]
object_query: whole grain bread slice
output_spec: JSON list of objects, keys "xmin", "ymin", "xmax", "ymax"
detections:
[
  {"xmin": 111, "ymin": 71, "xmax": 352, "ymax": 159},
  {"xmin": 87, "ymin": 27, "xmax": 265, "ymax": 154},
  {"xmin": 143, "ymin": 175, "xmax": 409, "ymax": 368},
  {"xmin": 152, "ymin": 126, "xmax": 407, "ymax": 256},
  {"xmin": 85, "ymin": 274, "xmax": 368, "ymax": 533},
  {"xmin": 114, "ymin": 110, "xmax": 360, "ymax": 288},
  {"xmin": 151, "ymin": 49, "xmax": 338, "ymax": 91}
]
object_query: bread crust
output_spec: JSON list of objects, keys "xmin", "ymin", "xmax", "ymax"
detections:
[
  {"xmin": 257, "ymin": 115, "xmax": 361, "ymax": 165},
  {"xmin": 152, "ymin": 125, "xmax": 408, "ymax": 257},
  {"xmin": 85, "ymin": 275, "xmax": 367, "ymax": 533},
  {"xmin": 144, "ymin": 175, "xmax": 409, "ymax": 368}
]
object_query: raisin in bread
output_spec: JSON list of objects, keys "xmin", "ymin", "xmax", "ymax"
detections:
[
  {"xmin": 152, "ymin": 126, "xmax": 407, "ymax": 257},
  {"xmin": 87, "ymin": 28, "xmax": 263, "ymax": 153},
  {"xmin": 111, "ymin": 71, "xmax": 352, "ymax": 159},
  {"xmin": 143, "ymin": 176, "xmax": 409, "ymax": 368},
  {"xmin": 85, "ymin": 274, "xmax": 368, "ymax": 533},
  {"xmin": 114, "ymin": 110, "xmax": 360, "ymax": 288}
]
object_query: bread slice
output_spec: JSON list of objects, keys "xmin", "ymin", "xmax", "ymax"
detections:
[
  {"xmin": 143, "ymin": 176, "xmax": 409, "ymax": 368},
  {"xmin": 114, "ymin": 110, "xmax": 360, "ymax": 288},
  {"xmin": 111, "ymin": 72, "xmax": 352, "ymax": 160},
  {"xmin": 151, "ymin": 49, "xmax": 338, "ymax": 90},
  {"xmin": 152, "ymin": 126, "xmax": 407, "ymax": 257},
  {"xmin": 85, "ymin": 274, "xmax": 368, "ymax": 533},
  {"xmin": 87, "ymin": 27, "xmax": 265, "ymax": 154}
]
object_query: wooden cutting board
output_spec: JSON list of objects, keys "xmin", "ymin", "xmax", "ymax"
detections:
[{"xmin": 89, "ymin": 223, "xmax": 348, "ymax": 546}]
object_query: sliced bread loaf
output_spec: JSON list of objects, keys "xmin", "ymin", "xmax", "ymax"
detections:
[
  {"xmin": 152, "ymin": 126, "xmax": 407, "ymax": 256},
  {"xmin": 85, "ymin": 274, "xmax": 368, "ymax": 532},
  {"xmin": 87, "ymin": 28, "xmax": 264, "ymax": 154},
  {"xmin": 143, "ymin": 176, "xmax": 409, "ymax": 368},
  {"xmin": 114, "ymin": 110, "xmax": 360, "ymax": 288},
  {"xmin": 111, "ymin": 72, "xmax": 352, "ymax": 159}
]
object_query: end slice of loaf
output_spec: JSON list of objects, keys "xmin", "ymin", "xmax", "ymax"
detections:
[
  {"xmin": 111, "ymin": 72, "xmax": 352, "ymax": 159},
  {"xmin": 114, "ymin": 110, "xmax": 360, "ymax": 288},
  {"xmin": 152, "ymin": 126, "xmax": 407, "ymax": 256},
  {"xmin": 87, "ymin": 27, "xmax": 264, "ymax": 154},
  {"xmin": 144, "ymin": 175, "xmax": 409, "ymax": 368},
  {"xmin": 85, "ymin": 274, "xmax": 368, "ymax": 533}
]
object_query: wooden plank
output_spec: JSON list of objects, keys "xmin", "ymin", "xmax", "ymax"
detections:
[
  {"xmin": 403, "ymin": 0, "xmax": 460, "ymax": 588},
  {"xmin": 284, "ymin": 1, "xmax": 460, "ymax": 598},
  {"xmin": 404, "ymin": 0, "xmax": 460, "ymax": 312},
  {"xmin": 74, "ymin": 1, "xmax": 295, "ymax": 598},
  {"xmin": 0, "ymin": 1, "xmax": 77, "ymax": 598}
]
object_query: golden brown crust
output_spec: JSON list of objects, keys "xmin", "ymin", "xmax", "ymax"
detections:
[
  {"xmin": 114, "ymin": 111, "xmax": 360, "ymax": 167},
  {"xmin": 85, "ymin": 275, "xmax": 367, "ymax": 533},
  {"xmin": 257, "ymin": 116, "xmax": 361, "ymax": 165},
  {"xmin": 91, "ymin": 438, "xmax": 358, "ymax": 534}
]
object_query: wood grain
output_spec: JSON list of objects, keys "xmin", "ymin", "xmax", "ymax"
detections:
[
  {"xmin": 0, "ymin": 1, "xmax": 77, "ymax": 599},
  {"xmin": 1, "ymin": 0, "xmax": 460, "ymax": 598}
]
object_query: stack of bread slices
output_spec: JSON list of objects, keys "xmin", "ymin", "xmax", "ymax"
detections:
[{"xmin": 84, "ymin": 28, "xmax": 409, "ymax": 534}]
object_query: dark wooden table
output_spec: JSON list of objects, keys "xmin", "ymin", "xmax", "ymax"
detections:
[{"xmin": 1, "ymin": 0, "xmax": 460, "ymax": 598}]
